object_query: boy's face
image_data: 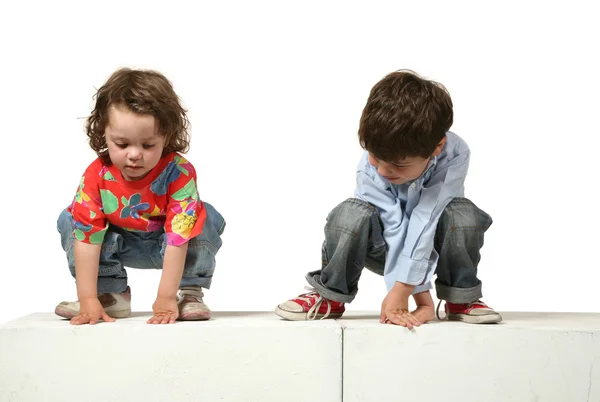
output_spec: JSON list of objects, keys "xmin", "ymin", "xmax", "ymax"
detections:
[
  {"xmin": 368, "ymin": 137, "xmax": 446, "ymax": 185},
  {"xmin": 105, "ymin": 105, "xmax": 165, "ymax": 181}
]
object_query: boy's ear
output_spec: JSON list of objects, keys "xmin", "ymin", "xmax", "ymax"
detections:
[{"xmin": 431, "ymin": 136, "xmax": 447, "ymax": 157}]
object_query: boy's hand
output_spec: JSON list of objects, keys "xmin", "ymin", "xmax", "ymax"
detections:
[
  {"xmin": 411, "ymin": 290, "xmax": 435, "ymax": 324},
  {"xmin": 380, "ymin": 282, "xmax": 421, "ymax": 329},
  {"xmin": 411, "ymin": 305, "xmax": 435, "ymax": 324},
  {"xmin": 70, "ymin": 297, "xmax": 115, "ymax": 325},
  {"xmin": 148, "ymin": 296, "xmax": 179, "ymax": 324}
]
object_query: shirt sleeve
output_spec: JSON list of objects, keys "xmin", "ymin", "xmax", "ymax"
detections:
[
  {"xmin": 355, "ymin": 171, "xmax": 411, "ymax": 292},
  {"xmin": 164, "ymin": 156, "xmax": 207, "ymax": 246},
  {"xmin": 396, "ymin": 150, "xmax": 470, "ymax": 289},
  {"xmin": 67, "ymin": 165, "xmax": 109, "ymax": 244}
]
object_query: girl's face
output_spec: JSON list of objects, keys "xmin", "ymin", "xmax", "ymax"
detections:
[{"xmin": 104, "ymin": 105, "xmax": 166, "ymax": 181}]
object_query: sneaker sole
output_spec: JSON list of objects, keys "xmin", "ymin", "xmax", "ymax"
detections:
[
  {"xmin": 54, "ymin": 307, "xmax": 131, "ymax": 320},
  {"xmin": 177, "ymin": 311, "xmax": 211, "ymax": 321},
  {"xmin": 274, "ymin": 306, "xmax": 344, "ymax": 321},
  {"xmin": 447, "ymin": 312, "xmax": 502, "ymax": 324}
]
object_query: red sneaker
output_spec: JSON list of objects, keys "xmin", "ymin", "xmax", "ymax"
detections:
[
  {"xmin": 275, "ymin": 289, "xmax": 345, "ymax": 321},
  {"xmin": 438, "ymin": 300, "xmax": 502, "ymax": 324}
]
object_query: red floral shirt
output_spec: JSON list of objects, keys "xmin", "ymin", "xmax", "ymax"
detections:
[{"xmin": 68, "ymin": 152, "xmax": 206, "ymax": 246}]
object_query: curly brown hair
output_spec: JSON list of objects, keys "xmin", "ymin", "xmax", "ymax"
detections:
[
  {"xmin": 86, "ymin": 68, "xmax": 190, "ymax": 164},
  {"xmin": 358, "ymin": 70, "xmax": 453, "ymax": 162}
]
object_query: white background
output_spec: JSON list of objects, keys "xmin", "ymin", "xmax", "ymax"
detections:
[{"xmin": 1, "ymin": 0, "xmax": 598, "ymax": 324}]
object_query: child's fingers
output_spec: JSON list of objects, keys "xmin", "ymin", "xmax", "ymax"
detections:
[
  {"xmin": 102, "ymin": 312, "xmax": 116, "ymax": 323},
  {"xmin": 397, "ymin": 318, "xmax": 412, "ymax": 329},
  {"xmin": 91, "ymin": 313, "xmax": 106, "ymax": 325},
  {"xmin": 386, "ymin": 313, "xmax": 409, "ymax": 328},
  {"xmin": 387, "ymin": 312, "xmax": 421, "ymax": 329},
  {"xmin": 379, "ymin": 309, "xmax": 387, "ymax": 323},
  {"xmin": 406, "ymin": 313, "xmax": 421, "ymax": 327},
  {"xmin": 71, "ymin": 314, "xmax": 93, "ymax": 326},
  {"xmin": 147, "ymin": 313, "xmax": 176, "ymax": 325},
  {"xmin": 397, "ymin": 311, "xmax": 421, "ymax": 328}
]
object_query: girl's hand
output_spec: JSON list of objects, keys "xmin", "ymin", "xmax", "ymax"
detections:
[
  {"xmin": 148, "ymin": 296, "xmax": 179, "ymax": 324},
  {"xmin": 70, "ymin": 297, "xmax": 115, "ymax": 325}
]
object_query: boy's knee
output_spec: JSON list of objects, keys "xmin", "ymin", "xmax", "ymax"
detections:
[
  {"xmin": 441, "ymin": 198, "xmax": 492, "ymax": 229},
  {"xmin": 327, "ymin": 198, "xmax": 378, "ymax": 231}
]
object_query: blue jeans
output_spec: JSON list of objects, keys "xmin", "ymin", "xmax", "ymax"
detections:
[
  {"xmin": 305, "ymin": 197, "xmax": 492, "ymax": 304},
  {"xmin": 57, "ymin": 202, "xmax": 225, "ymax": 294}
]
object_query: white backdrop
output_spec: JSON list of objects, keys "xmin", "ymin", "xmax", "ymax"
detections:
[{"xmin": 1, "ymin": 0, "xmax": 598, "ymax": 324}]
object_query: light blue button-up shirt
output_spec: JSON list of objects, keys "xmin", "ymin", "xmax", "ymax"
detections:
[{"xmin": 354, "ymin": 131, "xmax": 470, "ymax": 294}]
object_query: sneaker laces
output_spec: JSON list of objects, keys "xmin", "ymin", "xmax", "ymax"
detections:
[
  {"xmin": 436, "ymin": 299, "xmax": 446, "ymax": 321},
  {"xmin": 473, "ymin": 300, "xmax": 488, "ymax": 308},
  {"xmin": 298, "ymin": 286, "xmax": 333, "ymax": 320}
]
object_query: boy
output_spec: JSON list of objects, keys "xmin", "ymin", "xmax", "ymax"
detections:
[{"xmin": 275, "ymin": 70, "xmax": 501, "ymax": 327}]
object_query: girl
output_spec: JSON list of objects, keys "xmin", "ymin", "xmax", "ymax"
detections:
[{"xmin": 55, "ymin": 68, "xmax": 225, "ymax": 325}]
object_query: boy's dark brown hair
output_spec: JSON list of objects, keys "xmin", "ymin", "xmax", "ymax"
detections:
[
  {"xmin": 86, "ymin": 68, "xmax": 190, "ymax": 164},
  {"xmin": 358, "ymin": 70, "xmax": 453, "ymax": 162}
]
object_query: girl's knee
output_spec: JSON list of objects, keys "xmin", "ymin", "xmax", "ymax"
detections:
[
  {"xmin": 56, "ymin": 209, "xmax": 72, "ymax": 234},
  {"xmin": 203, "ymin": 201, "xmax": 226, "ymax": 235}
]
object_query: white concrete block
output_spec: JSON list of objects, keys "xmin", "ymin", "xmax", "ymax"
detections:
[
  {"xmin": 0, "ymin": 312, "xmax": 342, "ymax": 402},
  {"xmin": 341, "ymin": 312, "xmax": 600, "ymax": 402}
]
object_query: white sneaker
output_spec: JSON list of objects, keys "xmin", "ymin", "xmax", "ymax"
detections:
[
  {"xmin": 177, "ymin": 287, "xmax": 211, "ymax": 321},
  {"xmin": 55, "ymin": 286, "xmax": 132, "ymax": 319}
]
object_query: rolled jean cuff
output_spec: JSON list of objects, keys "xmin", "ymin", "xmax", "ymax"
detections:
[
  {"xmin": 97, "ymin": 278, "xmax": 128, "ymax": 294},
  {"xmin": 180, "ymin": 277, "xmax": 212, "ymax": 289},
  {"xmin": 435, "ymin": 280, "xmax": 482, "ymax": 304},
  {"xmin": 305, "ymin": 271, "xmax": 356, "ymax": 304}
]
